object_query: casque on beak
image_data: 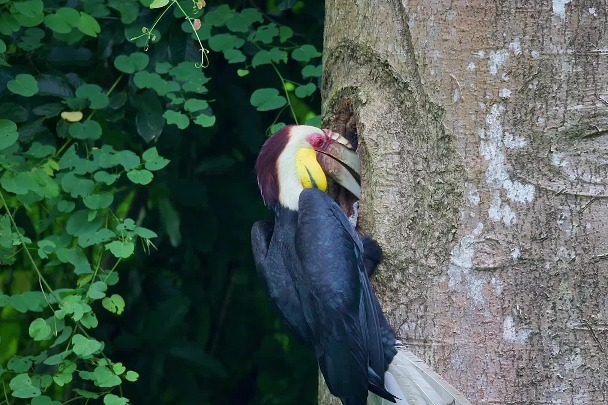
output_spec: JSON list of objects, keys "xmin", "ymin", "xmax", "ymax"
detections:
[{"xmin": 314, "ymin": 129, "xmax": 361, "ymax": 199}]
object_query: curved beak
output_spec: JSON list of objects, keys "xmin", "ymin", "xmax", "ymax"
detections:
[{"xmin": 315, "ymin": 129, "xmax": 361, "ymax": 198}]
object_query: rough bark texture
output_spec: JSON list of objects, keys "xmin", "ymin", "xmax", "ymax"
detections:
[{"xmin": 320, "ymin": 1, "xmax": 608, "ymax": 403}]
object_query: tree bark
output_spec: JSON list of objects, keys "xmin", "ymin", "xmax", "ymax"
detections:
[{"xmin": 321, "ymin": 1, "xmax": 608, "ymax": 403}]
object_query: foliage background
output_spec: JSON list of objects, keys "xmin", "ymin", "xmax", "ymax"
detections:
[{"xmin": 0, "ymin": 0, "xmax": 323, "ymax": 403}]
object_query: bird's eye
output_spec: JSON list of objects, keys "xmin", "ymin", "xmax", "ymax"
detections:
[{"xmin": 307, "ymin": 134, "xmax": 325, "ymax": 149}]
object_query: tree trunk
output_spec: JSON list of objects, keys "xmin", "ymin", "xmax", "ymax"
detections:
[{"xmin": 321, "ymin": 1, "xmax": 608, "ymax": 403}]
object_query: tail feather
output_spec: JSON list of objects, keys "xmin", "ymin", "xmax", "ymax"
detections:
[{"xmin": 367, "ymin": 348, "xmax": 472, "ymax": 405}]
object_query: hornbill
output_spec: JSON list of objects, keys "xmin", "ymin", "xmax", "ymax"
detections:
[{"xmin": 251, "ymin": 125, "xmax": 471, "ymax": 405}]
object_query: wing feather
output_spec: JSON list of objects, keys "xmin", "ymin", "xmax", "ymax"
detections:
[{"xmin": 386, "ymin": 349, "xmax": 472, "ymax": 405}]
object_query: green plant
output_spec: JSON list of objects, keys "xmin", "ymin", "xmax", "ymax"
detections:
[{"xmin": 1, "ymin": 0, "xmax": 322, "ymax": 403}]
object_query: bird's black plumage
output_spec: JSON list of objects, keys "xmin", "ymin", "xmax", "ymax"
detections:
[{"xmin": 252, "ymin": 188, "xmax": 396, "ymax": 405}]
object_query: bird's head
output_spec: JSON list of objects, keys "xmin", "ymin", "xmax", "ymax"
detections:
[{"xmin": 255, "ymin": 125, "xmax": 361, "ymax": 211}]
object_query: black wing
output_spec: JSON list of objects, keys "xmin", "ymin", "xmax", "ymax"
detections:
[
  {"xmin": 295, "ymin": 189, "xmax": 395, "ymax": 404},
  {"xmin": 251, "ymin": 220, "xmax": 310, "ymax": 341},
  {"xmin": 360, "ymin": 235, "xmax": 398, "ymax": 368}
]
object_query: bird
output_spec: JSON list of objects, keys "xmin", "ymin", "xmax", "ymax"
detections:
[{"xmin": 251, "ymin": 125, "xmax": 471, "ymax": 405}]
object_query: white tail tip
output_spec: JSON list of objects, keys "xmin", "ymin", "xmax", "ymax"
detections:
[{"xmin": 368, "ymin": 347, "xmax": 472, "ymax": 405}]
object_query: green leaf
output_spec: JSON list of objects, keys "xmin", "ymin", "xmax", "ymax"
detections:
[
  {"xmin": 87, "ymin": 281, "xmax": 107, "ymax": 300},
  {"xmin": 133, "ymin": 71, "xmax": 152, "ymax": 89},
  {"xmin": 251, "ymin": 50, "xmax": 271, "ymax": 68},
  {"xmin": 226, "ymin": 8, "xmax": 263, "ymax": 32},
  {"xmin": 302, "ymin": 64, "xmax": 322, "ymax": 78},
  {"xmin": 29, "ymin": 318, "xmax": 52, "ymax": 341},
  {"xmin": 108, "ymin": 0, "xmax": 139, "ymax": 24},
  {"xmin": 32, "ymin": 395, "xmax": 62, "ymax": 405},
  {"xmin": 155, "ymin": 61, "xmax": 172, "ymax": 74},
  {"xmin": 7, "ymin": 356, "xmax": 33, "ymax": 373},
  {"xmin": 134, "ymin": 226, "xmax": 157, "ymax": 239},
  {"xmin": 72, "ymin": 334, "xmax": 102, "ymax": 357},
  {"xmin": 117, "ymin": 218, "xmax": 136, "ymax": 232},
  {"xmin": 292, "ymin": 44, "xmax": 322, "ymax": 62},
  {"xmin": 295, "ymin": 83, "xmax": 316, "ymax": 98},
  {"xmin": 68, "ymin": 120, "xmax": 102, "ymax": 140},
  {"xmin": 56, "ymin": 7, "xmax": 80, "ymax": 26},
  {"xmin": 66, "ymin": 210, "xmax": 103, "ymax": 236},
  {"xmin": 83, "ymin": 192, "xmax": 114, "ymax": 209},
  {"xmin": 78, "ymin": 226, "xmax": 105, "ymax": 247},
  {"xmin": 57, "ymin": 199, "xmax": 75, "ymax": 213},
  {"xmin": 143, "ymin": 147, "xmax": 170, "ymax": 170},
  {"xmin": 202, "ymin": 4, "xmax": 234, "ymax": 27},
  {"xmin": 252, "ymin": 48, "xmax": 287, "ymax": 68},
  {"xmin": 77, "ymin": 12, "xmax": 101, "ymax": 37},
  {"xmin": 30, "ymin": 374, "xmax": 53, "ymax": 391},
  {"xmin": 43, "ymin": 351, "xmax": 71, "ymax": 365},
  {"xmin": 250, "ymin": 24, "xmax": 279, "ymax": 44},
  {"xmin": 194, "ymin": 114, "xmax": 216, "ymax": 128},
  {"xmin": 37, "ymin": 240, "xmax": 56, "ymax": 259},
  {"xmin": 65, "ymin": 246, "xmax": 92, "ymax": 274},
  {"xmin": 12, "ymin": 169, "xmax": 59, "ymax": 198},
  {"xmin": 105, "ymin": 240, "xmax": 134, "ymax": 258},
  {"xmin": 163, "ymin": 110, "xmax": 189, "ymax": 129},
  {"xmin": 250, "ymin": 88, "xmax": 287, "ymax": 111},
  {"xmin": 14, "ymin": 0, "xmax": 43, "ymax": 18},
  {"xmin": 74, "ymin": 389, "xmax": 100, "ymax": 399},
  {"xmin": 102, "ymin": 294, "xmax": 125, "ymax": 315},
  {"xmin": 62, "ymin": 173, "xmax": 95, "ymax": 198},
  {"xmin": 125, "ymin": 370, "xmax": 139, "ymax": 382},
  {"xmin": 76, "ymin": 84, "xmax": 109, "ymax": 109},
  {"xmin": 130, "ymin": 52, "xmax": 149, "ymax": 70},
  {"xmin": 18, "ymin": 27, "xmax": 45, "ymax": 51},
  {"xmin": 0, "ymin": 119, "xmax": 18, "ymax": 150},
  {"xmin": 208, "ymin": 33, "xmax": 244, "ymax": 52},
  {"xmin": 93, "ymin": 171, "xmax": 119, "ymax": 185},
  {"xmin": 80, "ymin": 311, "xmax": 98, "ymax": 328},
  {"xmin": 114, "ymin": 53, "xmax": 149, "ymax": 73},
  {"xmin": 94, "ymin": 365, "xmax": 121, "ymax": 387},
  {"xmin": 50, "ymin": 326, "xmax": 73, "ymax": 349},
  {"xmin": 56, "ymin": 295, "xmax": 89, "ymax": 321},
  {"xmin": 104, "ymin": 394, "xmax": 128, "ymax": 405},
  {"xmin": 270, "ymin": 123, "xmax": 286, "ymax": 134},
  {"xmin": 279, "ymin": 26, "xmax": 293, "ymax": 43},
  {"xmin": 112, "ymin": 362, "xmax": 126, "ymax": 375},
  {"xmin": 149, "ymin": 0, "xmax": 169, "ymax": 8},
  {"xmin": 26, "ymin": 142, "xmax": 56, "ymax": 158},
  {"xmin": 13, "ymin": 5, "xmax": 43, "ymax": 26},
  {"xmin": 126, "ymin": 169, "xmax": 153, "ymax": 185},
  {"xmin": 183, "ymin": 99, "xmax": 209, "ymax": 113},
  {"xmin": 9, "ymin": 373, "xmax": 41, "ymax": 398},
  {"xmin": 117, "ymin": 150, "xmax": 140, "ymax": 170},
  {"xmin": 44, "ymin": 14, "xmax": 71, "ymax": 34},
  {"xmin": 53, "ymin": 361, "xmax": 76, "ymax": 386},
  {"xmin": 7, "ymin": 74, "xmax": 38, "ymax": 97},
  {"xmin": 237, "ymin": 69, "xmax": 249, "ymax": 77},
  {"xmin": 224, "ymin": 49, "xmax": 246, "ymax": 64},
  {"xmin": 0, "ymin": 14, "xmax": 20, "ymax": 35}
]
